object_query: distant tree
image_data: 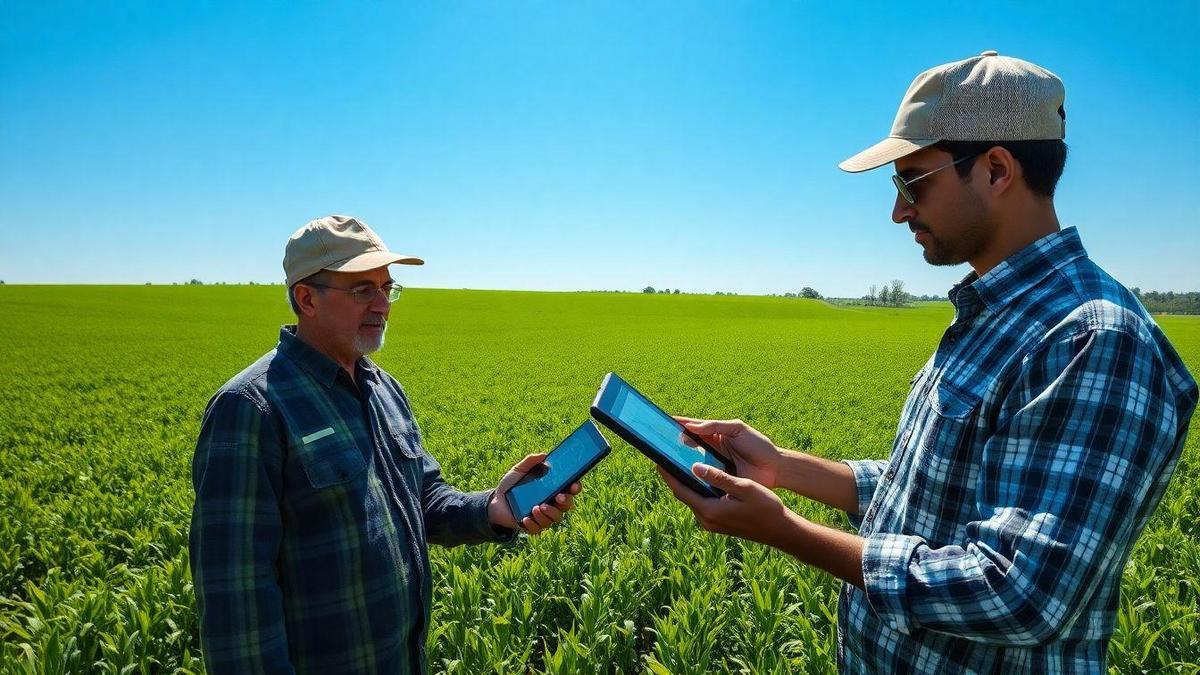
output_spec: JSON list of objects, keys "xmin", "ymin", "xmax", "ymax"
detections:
[
  {"xmin": 188, "ymin": 279, "xmax": 204, "ymax": 285},
  {"xmin": 673, "ymin": 288, "xmax": 680, "ymax": 295},
  {"xmin": 800, "ymin": 287, "xmax": 821, "ymax": 299},
  {"xmin": 878, "ymin": 285, "xmax": 891, "ymax": 305},
  {"xmin": 643, "ymin": 286, "xmax": 656, "ymax": 294},
  {"xmin": 890, "ymin": 279, "xmax": 907, "ymax": 305},
  {"xmin": 868, "ymin": 284, "xmax": 878, "ymax": 305},
  {"xmin": 715, "ymin": 291, "xmax": 724, "ymax": 296}
]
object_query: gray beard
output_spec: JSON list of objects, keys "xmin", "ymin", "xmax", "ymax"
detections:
[{"xmin": 353, "ymin": 321, "xmax": 387, "ymax": 355}]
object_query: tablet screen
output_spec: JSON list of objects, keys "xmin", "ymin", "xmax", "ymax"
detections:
[
  {"xmin": 508, "ymin": 422, "xmax": 606, "ymax": 519},
  {"xmin": 605, "ymin": 379, "xmax": 726, "ymax": 480}
]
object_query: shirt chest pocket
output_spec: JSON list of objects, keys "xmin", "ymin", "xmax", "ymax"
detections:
[
  {"xmin": 904, "ymin": 380, "xmax": 984, "ymax": 539},
  {"xmin": 298, "ymin": 437, "xmax": 369, "ymax": 489},
  {"xmin": 921, "ymin": 379, "xmax": 983, "ymax": 458}
]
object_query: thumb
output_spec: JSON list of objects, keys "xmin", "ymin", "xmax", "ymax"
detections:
[
  {"xmin": 499, "ymin": 453, "xmax": 548, "ymax": 492},
  {"xmin": 513, "ymin": 453, "xmax": 548, "ymax": 473},
  {"xmin": 692, "ymin": 463, "xmax": 749, "ymax": 494}
]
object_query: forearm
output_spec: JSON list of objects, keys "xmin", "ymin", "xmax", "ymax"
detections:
[
  {"xmin": 765, "ymin": 510, "xmax": 865, "ymax": 588},
  {"xmin": 424, "ymin": 482, "xmax": 514, "ymax": 546},
  {"xmin": 775, "ymin": 450, "xmax": 861, "ymax": 514}
]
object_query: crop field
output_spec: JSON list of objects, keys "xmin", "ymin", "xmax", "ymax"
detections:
[{"xmin": 1, "ymin": 285, "xmax": 1198, "ymax": 674}]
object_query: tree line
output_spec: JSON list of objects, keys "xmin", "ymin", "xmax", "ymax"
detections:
[{"xmin": 1132, "ymin": 289, "xmax": 1200, "ymax": 315}]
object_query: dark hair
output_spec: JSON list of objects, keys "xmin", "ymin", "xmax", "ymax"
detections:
[
  {"xmin": 934, "ymin": 139, "xmax": 1068, "ymax": 198},
  {"xmin": 287, "ymin": 270, "xmax": 331, "ymax": 315}
]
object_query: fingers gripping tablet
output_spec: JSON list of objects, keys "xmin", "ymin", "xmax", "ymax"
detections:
[
  {"xmin": 590, "ymin": 372, "xmax": 734, "ymax": 497},
  {"xmin": 504, "ymin": 420, "xmax": 610, "ymax": 523}
]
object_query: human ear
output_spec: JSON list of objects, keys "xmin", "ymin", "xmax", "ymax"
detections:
[
  {"xmin": 983, "ymin": 146, "xmax": 1016, "ymax": 196},
  {"xmin": 294, "ymin": 285, "xmax": 320, "ymax": 317}
]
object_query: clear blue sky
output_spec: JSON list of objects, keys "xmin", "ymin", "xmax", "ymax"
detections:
[{"xmin": 2, "ymin": 1, "xmax": 1197, "ymax": 297}]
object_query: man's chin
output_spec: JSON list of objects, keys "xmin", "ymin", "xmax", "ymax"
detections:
[
  {"xmin": 353, "ymin": 328, "xmax": 387, "ymax": 355},
  {"xmin": 921, "ymin": 243, "xmax": 963, "ymax": 267}
]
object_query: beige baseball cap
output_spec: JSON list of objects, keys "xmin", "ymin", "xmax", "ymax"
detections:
[
  {"xmin": 283, "ymin": 214, "xmax": 423, "ymax": 287},
  {"xmin": 839, "ymin": 50, "xmax": 1066, "ymax": 173}
]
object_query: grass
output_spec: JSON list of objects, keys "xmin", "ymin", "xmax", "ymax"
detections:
[{"xmin": 1, "ymin": 285, "xmax": 1197, "ymax": 673}]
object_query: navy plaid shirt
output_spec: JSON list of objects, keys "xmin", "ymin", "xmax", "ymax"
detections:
[
  {"xmin": 840, "ymin": 227, "xmax": 1197, "ymax": 673},
  {"xmin": 190, "ymin": 326, "xmax": 513, "ymax": 674}
]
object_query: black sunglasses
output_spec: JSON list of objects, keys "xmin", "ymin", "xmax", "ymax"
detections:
[{"xmin": 892, "ymin": 151, "xmax": 982, "ymax": 205}]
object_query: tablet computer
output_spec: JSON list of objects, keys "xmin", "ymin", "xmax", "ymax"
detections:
[
  {"xmin": 590, "ymin": 372, "xmax": 734, "ymax": 498},
  {"xmin": 504, "ymin": 420, "xmax": 611, "ymax": 525}
]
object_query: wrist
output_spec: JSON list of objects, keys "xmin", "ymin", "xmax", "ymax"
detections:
[
  {"xmin": 486, "ymin": 491, "xmax": 507, "ymax": 526},
  {"xmin": 762, "ymin": 508, "xmax": 808, "ymax": 552},
  {"xmin": 774, "ymin": 449, "xmax": 807, "ymax": 493}
]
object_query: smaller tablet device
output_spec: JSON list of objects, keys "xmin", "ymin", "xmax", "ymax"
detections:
[
  {"xmin": 590, "ymin": 372, "xmax": 735, "ymax": 498},
  {"xmin": 504, "ymin": 420, "xmax": 611, "ymax": 525}
]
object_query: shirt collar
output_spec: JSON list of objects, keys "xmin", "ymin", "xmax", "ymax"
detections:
[
  {"xmin": 951, "ymin": 227, "xmax": 1088, "ymax": 314},
  {"xmin": 277, "ymin": 325, "xmax": 379, "ymax": 388}
]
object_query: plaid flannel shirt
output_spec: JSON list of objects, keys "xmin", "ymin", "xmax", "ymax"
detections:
[
  {"xmin": 839, "ymin": 227, "xmax": 1197, "ymax": 673},
  {"xmin": 190, "ymin": 326, "xmax": 513, "ymax": 674}
]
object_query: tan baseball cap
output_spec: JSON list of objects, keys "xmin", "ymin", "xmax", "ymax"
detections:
[
  {"xmin": 283, "ymin": 214, "xmax": 423, "ymax": 287},
  {"xmin": 839, "ymin": 50, "xmax": 1066, "ymax": 173}
]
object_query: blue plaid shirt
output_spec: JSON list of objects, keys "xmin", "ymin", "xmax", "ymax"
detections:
[
  {"xmin": 190, "ymin": 326, "xmax": 513, "ymax": 674},
  {"xmin": 840, "ymin": 228, "xmax": 1197, "ymax": 673}
]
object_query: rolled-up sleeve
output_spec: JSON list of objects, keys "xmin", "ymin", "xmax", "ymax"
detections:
[
  {"xmin": 861, "ymin": 328, "xmax": 1181, "ymax": 646},
  {"xmin": 842, "ymin": 459, "xmax": 889, "ymax": 528},
  {"xmin": 189, "ymin": 390, "xmax": 294, "ymax": 674}
]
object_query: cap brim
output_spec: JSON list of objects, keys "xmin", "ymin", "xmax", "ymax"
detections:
[
  {"xmin": 838, "ymin": 137, "xmax": 938, "ymax": 173},
  {"xmin": 325, "ymin": 250, "xmax": 424, "ymax": 272}
]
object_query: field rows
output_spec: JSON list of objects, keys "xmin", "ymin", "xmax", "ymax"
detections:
[{"xmin": 1, "ymin": 286, "xmax": 1197, "ymax": 673}]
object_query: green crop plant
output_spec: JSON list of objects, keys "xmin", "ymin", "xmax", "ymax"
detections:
[{"xmin": 1, "ymin": 285, "xmax": 1197, "ymax": 673}]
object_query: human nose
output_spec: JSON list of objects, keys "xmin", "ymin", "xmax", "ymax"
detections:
[
  {"xmin": 368, "ymin": 288, "xmax": 391, "ymax": 313},
  {"xmin": 892, "ymin": 191, "xmax": 916, "ymax": 224}
]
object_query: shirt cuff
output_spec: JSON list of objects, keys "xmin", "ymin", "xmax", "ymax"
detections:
[
  {"xmin": 861, "ymin": 532, "xmax": 923, "ymax": 636},
  {"xmin": 475, "ymin": 489, "xmax": 518, "ymax": 545},
  {"xmin": 841, "ymin": 459, "xmax": 887, "ymax": 529}
]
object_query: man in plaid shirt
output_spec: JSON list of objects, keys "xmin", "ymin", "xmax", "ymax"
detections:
[
  {"xmin": 658, "ymin": 52, "xmax": 1197, "ymax": 672},
  {"xmin": 190, "ymin": 215, "xmax": 582, "ymax": 674}
]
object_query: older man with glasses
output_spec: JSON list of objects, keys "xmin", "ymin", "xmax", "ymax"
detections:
[
  {"xmin": 189, "ymin": 215, "xmax": 581, "ymax": 674},
  {"xmin": 655, "ymin": 51, "xmax": 1196, "ymax": 673}
]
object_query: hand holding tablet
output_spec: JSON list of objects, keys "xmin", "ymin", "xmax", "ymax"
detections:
[
  {"xmin": 504, "ymin": 420, "xmax": 610, "ymax": 526},
  {"xmin": 502, "ymin": 372, "xmax": 737, "ymax": 531},
  {"xmin": 589, "ymin": 372, "xmax": 736, "ymax": 497}
]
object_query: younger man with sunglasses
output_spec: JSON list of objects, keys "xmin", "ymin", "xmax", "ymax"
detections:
[
  {"xmin": 657, "ymin": 52, "xmax": 1196, "ymax": 672},
  {"xmin": 189, "ymin": 215, "xmax": 581, "ymax": 673}
]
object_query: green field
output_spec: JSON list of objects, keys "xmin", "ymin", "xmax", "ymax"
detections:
[{"xmin": 1, "ymin": 286, "xmax": 1197, "ymax": 674}]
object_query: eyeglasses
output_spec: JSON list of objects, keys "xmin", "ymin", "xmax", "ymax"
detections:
[
  {"xmin": 304, "ymin": 282, "xmax": 403, "ymax": 304},
  {"xmin": 892, "ymin": 152, "xmax": 982, "ymax": 205}
]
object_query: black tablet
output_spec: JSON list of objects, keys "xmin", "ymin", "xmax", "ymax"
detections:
[
  {"xmin": 590, "ymin": 372, "xmax": 734, "ymax": 498},
  {"xmin": 504, "ymin": 420, "xmax": 610, "ymax": 525}
]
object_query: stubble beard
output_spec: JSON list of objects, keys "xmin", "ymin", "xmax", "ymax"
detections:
[
  {"xmin": 921, "ymin": 231, "xmax": 959, "ymax": 266},
  {"xmin": 920, "ymin": 191, "xmax": 990, "ymax": 267}
]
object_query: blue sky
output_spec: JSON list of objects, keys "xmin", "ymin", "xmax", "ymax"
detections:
[{"xmin": 2, "ymin": 1, "xmax": 1197, "ymax": 296}]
